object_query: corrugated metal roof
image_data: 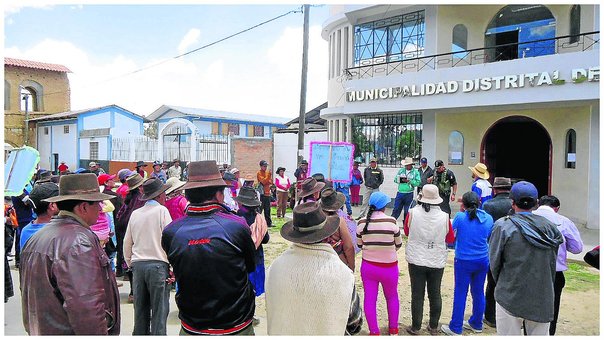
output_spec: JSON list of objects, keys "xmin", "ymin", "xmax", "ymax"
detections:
[
  {"xmin": 4, "ymin": 57, "xmax": 72, "ymax": 73},
  {"xmin": 148, "ymin": 105, "xmax": 291, "ymax": 125},
  {"xmin": 28, "ymin": 104, "xmax": 149, "ymax": 122},
  {"xmin": 285, "ymin": 102, "xmax": 327, "ymax": 126}
]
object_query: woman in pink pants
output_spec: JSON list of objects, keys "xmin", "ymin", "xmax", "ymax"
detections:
[{"xmin": 356, "ymin": 192, "xmax": 403, "ymax": 335}]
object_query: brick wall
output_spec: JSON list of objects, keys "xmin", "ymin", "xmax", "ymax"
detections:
[
  {"xmin": 4, "ymin": 65, "xmax": 70, "ymax": 148},
  {"xmin": 231, "ymin": 137, "xmax": 273, "ymax": 181}
]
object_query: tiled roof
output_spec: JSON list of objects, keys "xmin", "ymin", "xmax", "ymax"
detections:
[{"xmin": 4, "ymin": 57, "xmax": 72, "ymax": 73}]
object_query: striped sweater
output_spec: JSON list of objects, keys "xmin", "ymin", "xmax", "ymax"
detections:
[{"xmin": 356, "ymin": 211, "xmax": 403, "ymax": 264}]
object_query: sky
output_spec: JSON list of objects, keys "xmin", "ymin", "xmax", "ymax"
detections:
[{"xmin": 3, "ymin": 1, "xmax": 334, "ymax": 120}]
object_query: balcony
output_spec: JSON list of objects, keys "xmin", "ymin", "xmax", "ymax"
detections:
[{"xmin": 345, "ymin": 31, "xmax": 599, "ymax": 80}]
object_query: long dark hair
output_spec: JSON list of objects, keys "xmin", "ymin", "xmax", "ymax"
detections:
[
  {"xmin": 361, "ymin": 205, "xmax": 377, "ymax": 234},
  {"xmin": 420, "ymin": 201, "xmax": 432, "ymax": 213},
  {"xmin": 462, "ymin": 191, "xmax": 480, "ymax": 220}
]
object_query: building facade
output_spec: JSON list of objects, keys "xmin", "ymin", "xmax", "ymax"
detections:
[
  {"xmin": 4, "ymin": 57, "xmax": 71, "ymax": 148},
  {"xmin": 30, "ymin": 104, "xmax": 146, "ymax": 173},
  {"xmin": 321, "ymin": 4, "xmax": 599, "ymax": 228}
]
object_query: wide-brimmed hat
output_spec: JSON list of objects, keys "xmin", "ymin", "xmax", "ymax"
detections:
[
  {"xmin": 44, "ymin": 173, "xmax": 114, "ymax": 203},
  {"xmin": 417, "ymin": 184, "xmax": 443, "ymax": 205},
  {"xmin": 165, "ymin": 177, "xmax": 186, "ymax": 195},
  {"xmin": 36, "ymin": 170, "xmax": 55, "ymax": 183},
  {"xmin": 469, "ymin": 162, "xmax": 490, "ymax": 179},
  {"xmin": 136, "ymin": 161, "xmax": 147, "ymax": 168},
  {"xmin": 126, "ymin": 173, "xmax": 145, "ymax": 191},
  {"xmin": 140, "ymin": 178, "xmax": 171, "ymax": 200},
  {"xmin": 297, "ymin": 177, "xmax": 325, "ymax": 198},
  {"xmin": 280, "ymin": 201, "xmax": 340, "ymax": 244},
  {"xmin": 276, "ymin": 167, "xmax": 286, "ymax": 174},
  {"xmin": 235, "ymin": 186, "xmax": 261, "ymax": 207},
  {"xmin": 181, "ymin": 160, "xmax": 226, "ymax": 190},
  {"xmin": 401, "ymin": 157, "xmax": 414, "ymax": 166},
  {"xmin": 370, "ymin": 157, "xmax": 377, "ymax": 162},
  {"xmin": 492, "ymin": 177, "xmax": 512, "ymax": 189},
  {"xmin": 319, "ymin": 187, "xmax": 346, "ymax": 212}
]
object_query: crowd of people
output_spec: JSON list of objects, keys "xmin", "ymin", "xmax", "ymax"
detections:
[{"xmin": 3, "ymin": 154, "xmax": 599, "ymax": 336}]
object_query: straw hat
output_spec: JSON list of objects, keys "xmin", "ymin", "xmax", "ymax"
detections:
[
  {"xmin": 417, "ymin": 184, "xmax": 443, "ymax": 205},
  {"xmin": 469, "ymin": 162, "xmax": 490, "ymax": 180},
  {"xmin": 401, "ymin": 157, "xmax": 414, "ymax": 166},
  {"xmin": 280, "ymin": 202, "xmax": 340, "ymax": 244},
  {"xmin": 44, "ymin": 173, "xmax": 114, "ymax": 203},
  {"xmin": 165, "ymin": 177, "xmax": 186, "ymax": 195},
  {"xmin": 181, "ymin": 161, "xmax": 226, "ymax": 190}
]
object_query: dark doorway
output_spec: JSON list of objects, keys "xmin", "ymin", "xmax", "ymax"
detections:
[
  {"xmin": 483, "ymin": 116, "xmax": 551, "ymax": 197},
  {"xmin": 494, "ymin": 30, "xmax": 519, "ymax": 61},
  {"xmin": 52, "ymin": 153, "xmax": 59, "ymax": 174}
]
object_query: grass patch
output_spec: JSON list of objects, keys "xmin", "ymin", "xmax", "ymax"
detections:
[
  {"xmin": 564, "ymin": 261, "xmax": 599, "ymax": 292},
  {"xmin": 269, "ymin": 206, "xmax": 291, "ymax": 231}
]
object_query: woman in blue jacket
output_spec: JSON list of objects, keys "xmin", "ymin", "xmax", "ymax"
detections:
[{"xmin": 442, "ymin": 191, "xmax": 494, "ymax": 335}]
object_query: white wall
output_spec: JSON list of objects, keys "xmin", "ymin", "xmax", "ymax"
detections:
[
  {"xmin": 80, "ymin": 137, "xmax": 109, "ymax": 161},
  {"xmin": 52, "ymin": 123, "xmax": 77, "ymax": 170},
  {"xmin": 36, "ymin": 126, "xmax": 51, "ymax": 170},
  {"xmin": 193, "ymin": 120, "xmax": 212, "ymax": 135},
  {"xmin": 273, "ymin": 131, "xmax": 328, "ymax": 181},
  {"xmin": 82, "ymin": 112, "xmax": 110, "ymax": 130},
  {"xmin": 113, "ymin": 112, "xmax": 142, "ymax": 136}
]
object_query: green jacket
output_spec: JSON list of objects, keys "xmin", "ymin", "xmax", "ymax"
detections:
[{"xmin": 394, "ymin": 168, "xmax": 421, "ymax": 193}]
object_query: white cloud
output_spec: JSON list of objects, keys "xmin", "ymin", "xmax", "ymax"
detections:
[
  {"xmin": 4, "ymin": 24, "xmax": 328, "ymax": 119},
  {"xmin": 178, "ymin": 28, "xmax": 201, "ymax": 55}
]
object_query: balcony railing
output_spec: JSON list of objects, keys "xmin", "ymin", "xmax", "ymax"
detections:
[{"xmin": 345, "ymin": 31, "xmax": 599, "ymax": 80}]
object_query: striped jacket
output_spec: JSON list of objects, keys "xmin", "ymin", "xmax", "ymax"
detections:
[{"xmin": 356, "ymin": 211, "xmax": 402, "ymax": 264}]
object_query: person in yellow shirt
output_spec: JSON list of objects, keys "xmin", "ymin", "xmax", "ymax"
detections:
[{"xmin": 257, "ymin": 160, "xmax": 273, "ymax": 227}]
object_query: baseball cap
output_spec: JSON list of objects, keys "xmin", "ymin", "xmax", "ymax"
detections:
[
  {"xmin": 435, "ymin": 160, "xmax": 444, "ymax": 167},
  {"xmin": 229, "ymin": 167, "xmax": 240, "ymax": 174},
  {"xmin": 420, "ymin": 157, "xmax": 428, "ymax": 163},
  {"xmin": 259, "ymin": 160, "xmax": 268, "ymax": 166},
  {"xmin": 222, "ymin": 172, "xmax": 236, "ymax": 182},
  {"xmin": 97, "ymin": 174, "xmax": 116, "ymax": 186},
  {"xmin": 28, "ymin": 182, "xmax": 59, "ymax": 210},
  {"xmin": 510, "ymin": 181, "xmax": 538, "ymax": 209},
  {"xmin": 369, "ymin": 192, "xmax": 390, "ymax": 210},
  {"xmin": 89, "ymin": 161, "xmax": 97, "ymax": 167}
]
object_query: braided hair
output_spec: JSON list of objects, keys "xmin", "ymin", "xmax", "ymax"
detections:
[
  {"xmin": 462, "ymin": 191, "xmax": 480, "ymax": 220},
  {"xmin": 362, "ymin": 205, "xmax": 377, "ymax": 235},
  {"xmin": 421, "ymin": 201, "xmax": 432, "ymax": 213}
]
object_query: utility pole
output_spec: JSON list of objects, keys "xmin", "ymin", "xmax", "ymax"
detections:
[{"xmin": 296, "ymin": 4, "xmax": 310, "ymax": 166}]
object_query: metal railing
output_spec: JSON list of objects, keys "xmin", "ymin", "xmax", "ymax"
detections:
[{"xmin": 345, "ymin": 31, "xmax": 599, "ymax": 80}]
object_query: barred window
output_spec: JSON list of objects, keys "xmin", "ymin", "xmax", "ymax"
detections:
[
  {"xmin": 64, "ymin": 125, "xmax": 69, "ymax": 134},
  {"xmin": 228, "ymin": 123, "xmax": 240, "ymax": 136},
  {"xmin": 90, "ymin": 141, "xmax": 99, "ymax": 159},
  {"xmin": 253, "ymin": 125, "xmax": 264, "ymax": 137},
  {"xmin": 354, "ymin": 10, "xmax": 425, "ymax": 66},
  {"xmin": 351, "ymin": 113, "xmax": 422, "ymax": 167}
]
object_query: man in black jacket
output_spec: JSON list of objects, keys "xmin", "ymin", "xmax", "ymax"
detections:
[
  {"xmin": 482, "ymin": 177, "xmax": 513, "ymax": 328},
  {"xmin": 417, "ymin": 157, "xmax": 433, "ymax": 192},
  {"xmin": 357, "ymin": 158, "xmax": 384, "ymax": 220}
]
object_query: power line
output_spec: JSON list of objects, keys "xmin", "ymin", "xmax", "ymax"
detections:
[{"xmin": 20, "ymin": 7, "xmax": 304, "ymax": 101}]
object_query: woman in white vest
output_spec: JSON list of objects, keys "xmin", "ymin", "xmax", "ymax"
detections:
[{"xmin": 403, "ymin": 184, "xmax": 455, "ymax": 335}]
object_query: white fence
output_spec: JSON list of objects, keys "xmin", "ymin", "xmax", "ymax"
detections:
[{"xmin": 112, "ymin": 135, "xmax": 230, "ymax": 163}]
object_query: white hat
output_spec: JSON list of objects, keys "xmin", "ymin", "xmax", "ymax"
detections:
[
  {"xmin": 229, "ymin": 167, "xmax": 240, "ymax": 174},
  {"xmin": 417, "ymin": 184, "xmax": 443, "ymax": 205},
  {"xmin": 401, "ymin": 157, "xmax": 414, "ymax": 166}
]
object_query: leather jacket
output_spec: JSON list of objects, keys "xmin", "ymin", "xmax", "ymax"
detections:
[{"xmin": 20, "ymin": 213, "xmax": 120, "ymax": 335}]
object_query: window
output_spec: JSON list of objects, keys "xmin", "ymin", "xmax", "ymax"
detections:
[
  {"xmin": 228, "ymin": 123, "xmax": 240, "ymax": 136},
  {"xmin": 565, "ymin": 129, "xmax": 576, "ymax": 168},
  {"xmin": 44, "ymin": 127, "xmax": 49, "ymax": 135},
  {"xmin": 448, "ymin": 131, "xmax": 464, "ymax": 165},
  {"xmin": 90, "ymin": 141, "xmax": 99, "ymax": 159},
  {"xmin": 570, "ymin": 5, "xmax": 581, "ymax": 43},
  {"xmin": 64, "ymin": 125, "xmax": 69, "ymax": 134},
  {"xmin": 452, "ymin": 24, "xmax": 468, "ymax": 58},
  {"xmin": 19, "ymin": 80, "xmax": 44, "ymax": 112},
  {"xmin": 253, "ymin": 125, "xmax": 264, "ymax": 137},
  {"xmin": 351, "ymin": 113, "xmax": 422, "ymax": 167},
  {"xmin": 354, "ymin": 10, "xmax": 425, "ymax": 66}
]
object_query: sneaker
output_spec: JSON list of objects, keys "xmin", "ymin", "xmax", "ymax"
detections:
[
  {"xmin": 463, "ymin": 320, "xmax": 483, "ymax": 333},
  {"xmin": 484, "ymin": 319, "xmax": 496, "ymax": 328},
  {"xmin": 426, "ymin": 325, "xmax": 440, "ymax": 336},
  {"xmin": 405, "ymin": 326, "xmax": 420, "ymax": 335},
  {"xmin": 388, "ymin": 327, "xmax": 399, "ymax": 335},
  {"xmin": 440, "ymin": 325, "xmax": 460, "ymax": 336}
]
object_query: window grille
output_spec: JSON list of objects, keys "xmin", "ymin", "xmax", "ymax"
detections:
[
  {"xmin": 90, "ymin": 141, "xmax": 99, "ymax": 159},
  {"xmin": 64, "ymin": 125, "xmax": 69, "ymax": 134},
  {"xmin": 253, "ymin": 125, "xmax": 264, "ymax": 137}
]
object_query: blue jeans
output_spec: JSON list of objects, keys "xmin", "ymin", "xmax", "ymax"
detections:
[
  {"xmin": 335, "ymin": 186, "xmax": 352, "ymax": 215},
  {"xmin": 391, "ymin": 192, "xmax": 413, "ymax": 221},
  {"xmin": 448, "ymin": 257, "xmax": 489, "ymax": 334}
]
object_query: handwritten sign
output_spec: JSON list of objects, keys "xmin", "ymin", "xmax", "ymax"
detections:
[
  {"xmin": 309, "ymin": 141, "xmax": 355, "ymax": 183},
  {"xmin": 4, "ymin": 146, "xmax": 40, "ymax": 196}
]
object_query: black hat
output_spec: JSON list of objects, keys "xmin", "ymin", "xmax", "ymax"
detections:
[
  {"xmin": 435, "ymin": 160, "xmax": 444, "ymax": 167},
  {"xmin": 280, "ymin": 201, "xmax": 340, "ymax": 244},
  {"xmin": 136, "ymin": 161, "xmax": 147, "ymax": 168},
  {"xmin": 300, "ymin": 159, "xmax": 308, "ymax": 165},
  {"xmin": 222, "ymin": 172, "xmax": 236, "ymax": 182},
  {"xmin": 234, "ymin": 186, "xmax": 261, "ymax": 207},
  {"xmin": 319, "ymin": 187, "xmax": 346, "ymax": 212},
  {"xmin": 28, "ymin": 182, "xmax": 59, "ymax": 209},
  {"xmin": 140, "ymin": 178, "xmax": 171, "ymax": 201},
  {"xmin": 276, "ymin": 167, "xmax": 286, "ymax": 174},
  {"xmin": 297, "ymin": 177, "xmax": 325, "ymax": 198},
  {"xmin": 259, "ymin": 160, "xmax": 268, "ymax": 166}
]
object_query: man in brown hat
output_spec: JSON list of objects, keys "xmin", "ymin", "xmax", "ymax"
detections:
[
  {"xmin": 19, "ymin": 173, "xmax": 120, "ymax": 335},
  {"xmin": 481, "ymin": 176, "xmax": 512, "ymax": 328},
  {"xmin": 297, "ymin": 177, "xmax": 326, "ymax": 205},
  {"xmin": 162, "ymin": 160, "xmax": 257, "ymax": 335},
  {"xmin": 123, "ymin": 178, "xmax": 172, "ymax": 335},
  {"xmin": 265, "ymin": 201, "xmax": 360, "ymax": 335}
]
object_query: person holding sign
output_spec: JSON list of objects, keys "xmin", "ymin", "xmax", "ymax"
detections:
[
  {"xmin": 356, "ymin": 158, "xmax": 384, "ymax": 220},
  {"xmin": 392, "ymin": 157, "xmax": 421, "ymax": 223}
]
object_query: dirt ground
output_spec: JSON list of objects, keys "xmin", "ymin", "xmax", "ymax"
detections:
[{"xmin": 257, "ymin": 229, "xmax": 600, "ymax": 336}]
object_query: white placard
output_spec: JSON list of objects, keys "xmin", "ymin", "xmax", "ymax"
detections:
[
  {"xmin": 567, "ymin": 153, "xmax": 576, "ymax": 162},
  {"xmin": 451, "ymin": 152, "xmax": 462, "ymax": 160}
]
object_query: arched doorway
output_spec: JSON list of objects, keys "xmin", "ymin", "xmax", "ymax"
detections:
[
  {"xmin": 482, "ymin": 116, "xmax": 551, "ymax": 197},
  {"xmin": 158, "ymin": 118, "xmax": 197, "ymax": 162}
]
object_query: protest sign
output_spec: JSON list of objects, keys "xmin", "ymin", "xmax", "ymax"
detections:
[{"xmin": 308, "ymin": 141, "xmax": 355, "ymax": 183}]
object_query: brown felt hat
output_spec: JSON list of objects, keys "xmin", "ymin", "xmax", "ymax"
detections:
[
  {"xmin": 492, "ymin": 177, "xmax": 512, "ymax": 189},
  {"xmin": 140, "ymin": 178, "xmax": 171, "ymax": 200},
  {"xmin": 297, "ymin": 177, "xmax": 325, "ymax": 199},
  {"xmin": 126, "ymin": 173, "xmax": 145, "ymax": 191},
  {"xmin": 181, "ymin": 160, "xmax": 226, "ymax": 190},
  {"xmin": 44, "ymin": 173, "xmax": 114, "ymax": 203},
  {"xmin": 319, "ymin": 187, "xmax": 346, "ymax": 212},
  {"xmin": 281, "ymin": 201, "xmax": 340, "ymax": 244}
]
